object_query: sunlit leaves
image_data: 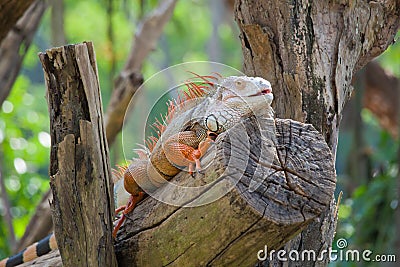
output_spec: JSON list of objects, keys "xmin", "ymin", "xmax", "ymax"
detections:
[
  {"xmin": 379, "ymin": 31, "xmax": 400, "ymax": 76},
  {"xmin": 335, "ymin": 110, "xmax": 399, "ymax": 266},
  {"xmin": 0, "ymin": 74, "xmax": 49, "ymax": 257}
]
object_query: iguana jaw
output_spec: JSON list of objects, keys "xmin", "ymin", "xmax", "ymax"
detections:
[{"xmin": 222, "ymin": 88, "xmax": 273, "ymax": 106}]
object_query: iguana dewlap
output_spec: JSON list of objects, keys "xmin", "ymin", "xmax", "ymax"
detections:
[{"xmin": 0, "ymin": 75, "xmax": 273, "ymax": 267}]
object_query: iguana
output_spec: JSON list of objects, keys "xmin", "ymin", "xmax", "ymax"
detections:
[
  {"xmin": 0, "ymin": 74, "xmax": 273, "ymax": 267},
  {"xmin": 113, "ymin": 74, "xmax": 273, "ymax": 237}
]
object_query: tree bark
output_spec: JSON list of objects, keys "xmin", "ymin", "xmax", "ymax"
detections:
[
  {"xmin": 39, "ymin": 42, "xmax": 117, "ymax": 267},
  {"xmin": 234, "ymin": 0, "xmax": 400, "ymax": 266},
  {"xmin": 114, "ymin": 118, "xmax": 336, "ymax": 266}
]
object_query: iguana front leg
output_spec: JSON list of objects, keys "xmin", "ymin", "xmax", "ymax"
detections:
[{"xmin": 163, "ymin": 130, "xmax": 213, "ymax": 174}]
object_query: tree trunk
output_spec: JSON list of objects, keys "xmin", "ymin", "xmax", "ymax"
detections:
[
  {"xmin": 14, "ymin": 1, "xmax": 400, "ymax": 266},
  {"xmin": 234, "ymin": 0, "xmax": 400, "ymax": 266},
  {"xmin": 39, "ymin": 42, "xmax": 117, "ymax": 267}
]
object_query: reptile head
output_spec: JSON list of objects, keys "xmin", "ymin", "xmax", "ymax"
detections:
[{"xmin": 216, "ymin": 76, "xmax": 273, "ymax": 107}]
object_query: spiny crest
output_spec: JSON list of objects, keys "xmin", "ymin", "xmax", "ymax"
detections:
[
  {"xmin": 146, "ymin": 72, "xmax": 219, "ymax": 152},
  {"xmin": 112, "ymin": 145, "xmax": 150, "ymax": 181},
  {"xmin": 112, "ymin": 164, "xmax": 128, "ymax": 182},
  {"xmin": 163, "ymin": 72, "xmax": 219, "ymax": 124},
  {"xmin": 133, "ymin": 144, "xmax": 150, "ymax": 159},
  {"xmin": 145, "ymin": 135, "xmax": 159, "ymax": 152}
]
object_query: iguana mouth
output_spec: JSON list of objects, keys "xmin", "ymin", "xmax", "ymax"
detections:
[
  {"xmin": 223, "ymin": 88, "xmax": 272, "ymax": 101},
  {"xmin": 250, "ymin": 88, "xmax": 272, "ymax": 97}
]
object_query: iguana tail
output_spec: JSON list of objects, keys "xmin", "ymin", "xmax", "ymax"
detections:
[{"xmin": 0, "ymin": 233, "xmax": 57, "ymax": 267}]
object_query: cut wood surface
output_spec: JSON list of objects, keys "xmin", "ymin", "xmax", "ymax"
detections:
[
  {"xmin": 39, "ymin": 42, "xmax": 117, "ymax": 267},
  {"xmin": 28, "ymin": 116, "xmax": 335, "ymax": 266}
]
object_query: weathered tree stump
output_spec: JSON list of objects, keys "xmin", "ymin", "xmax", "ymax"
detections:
[{"xmin": 38, "ymin": 42, "xmax": 117, "ymax": 267}]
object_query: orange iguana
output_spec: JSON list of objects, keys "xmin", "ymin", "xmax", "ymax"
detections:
[{"xmin": 0, "ymin": 74, "xmax": 273, "ymax": 267}]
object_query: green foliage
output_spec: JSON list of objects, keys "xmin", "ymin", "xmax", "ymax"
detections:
[
  {"xmin": 379, "ymin": 31, "xmax": 400, "ymax": 76},
  {"xmin": 334, "ymin": 110, "xmax": 398, "ymax": 267},
  {"xmin": 0, "ymin": 75, "xmax": 50, "ymax": 257}
]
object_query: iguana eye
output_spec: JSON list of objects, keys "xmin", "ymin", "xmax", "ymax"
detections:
[
  {"xmin": 235, "ymin": 80, "xmax": 245, "ymax": 90},
  {"xmin": 205, "ymin": 114, "xmax": 219, "ymax": 132}
]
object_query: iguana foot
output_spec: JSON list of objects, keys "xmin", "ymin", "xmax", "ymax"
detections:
[
  {"xmin": 115, "ymin": 205, "xmax": 126, "ymax": 214},
  {"xmin": 113, "ymin": 192, "xmax": 145, "ymax": 238},
  {"xmin": 188, "ymin": 136, "xmax": 215, "ymax": 176},
  {"xmin": 164, "ymin": 131, "xmax": 215, "ymax": 175}
]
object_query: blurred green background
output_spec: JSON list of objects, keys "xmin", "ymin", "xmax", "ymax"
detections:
[{"xmin": 0, "ymin": 1, "xmax": 399, "ymax": 266}]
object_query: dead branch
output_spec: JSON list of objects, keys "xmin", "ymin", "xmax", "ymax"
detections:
[
  {"xmin": 363, "ymin": 61, "xmax": 400, "ymax": 138},
  {"xmin": 25, "ymin": 117, "xmax": 336, "ymax": 266},
  {"xmin": 0, "ymin": 0, "xmax": 47, "ymax": 107},
  {"xmin": 0, "ymin": 0, "xmax": 36, "ymax": 42},
  {"xmin": 19, "ymin": 0, "xmax": 178, "ymax": 249},
  {"xmin": 105, "ymin": 0, "xmax": 177, "ymax": 146}
]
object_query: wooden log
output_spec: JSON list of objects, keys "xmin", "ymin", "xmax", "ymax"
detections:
[
  {"xmin": 19, "ymin": 251, "xmax": 61, "ymax": 267},
  {"xmin": 23, "ymin": 116, "xmax": 335, "ymax": 266},
  {"xmin": 114, "ymin": 117, "xmax": 335, "ymax": 266},
  {"xmin": 38, "ymin": 42, "xmax": 117, "ymax": 267}
]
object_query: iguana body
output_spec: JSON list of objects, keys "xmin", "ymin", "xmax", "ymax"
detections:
[{"xmin": 0, "ymin": 75, "xmax": 273, "ymax": 267}]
